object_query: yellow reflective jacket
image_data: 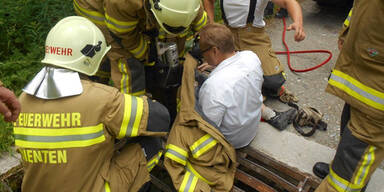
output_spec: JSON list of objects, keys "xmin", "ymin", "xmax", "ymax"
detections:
[
  {"xmin": 14, "ymin": 79, "xmax": 167, "ymax": 192},
  {"xmin": 164, "ymin": 54, "xmax": 237, "ymax": 192},
  {"xmin": 103, "ymin": 0, "xmax": 208, "ymax": 62},
  {"xmin": 326, "ymin": 0, "xmax": 384, "ymax": 119}
]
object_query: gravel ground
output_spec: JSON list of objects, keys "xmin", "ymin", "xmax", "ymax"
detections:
[
  {"xmin": 264, "ymin": 0, "xmax": 350, "ymax": 149},
  {"xmin": 264, "ymin": 0, "xmax": 384, "ymax": 169}
]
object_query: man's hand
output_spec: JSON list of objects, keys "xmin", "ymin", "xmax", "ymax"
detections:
[
  {"xmin": 0, "ymin": 86, "xmax": 21, "ymax": 122},
  {"xmin": 287, "ymin": 22, "xmax": 306, "ymax": 42},
  {"xmin": 272, "ymin": 0, "xmax": 305, "ymax": 42},
  {"xmin": 197, "ymin": 62, "xmax": 215, "ymax": 72}
]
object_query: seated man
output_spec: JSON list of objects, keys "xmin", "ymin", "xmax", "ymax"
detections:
[
  {"xmin": 198, "ymin": 23, "xmax": 296, "ymax": 149},
  {"xmin": 13, "ymin": 16, "xmax": 170, "ymax": 192}
]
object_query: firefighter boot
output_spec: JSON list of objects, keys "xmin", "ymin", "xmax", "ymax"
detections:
[
  {"xmin": 266, "ymin": 108, "xmax": 297, "ymax": 130},
  {"xmin": 313, "ymin": 162, "xmax": 329, "ymax": 179}
]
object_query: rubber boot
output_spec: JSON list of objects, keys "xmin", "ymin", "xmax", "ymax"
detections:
[{"xmin": 313, "ymin": 162, "xmax": 330, "ymax": 179}]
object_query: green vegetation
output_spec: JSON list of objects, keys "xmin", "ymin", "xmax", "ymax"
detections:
[
  {"xmin": 214, "ymin": 0, "xmax": 223, "ymax": 23},
  {"xmin": 0, "ymin": 0, "xmax": 74, "ymax": 153}
]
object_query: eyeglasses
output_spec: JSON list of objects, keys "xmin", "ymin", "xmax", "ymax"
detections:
[{"xmin": 200, "ymin": 46, "xmax": 213, "ymax": 54}]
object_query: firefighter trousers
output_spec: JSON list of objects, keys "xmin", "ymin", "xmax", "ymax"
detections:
[
  {"xmin": 229, "ymin": 24, "xmax": 286, "ymax": 97},
  {"xmin": 315, "ymin": 104, "xmax": 384, "ymax": 192}
]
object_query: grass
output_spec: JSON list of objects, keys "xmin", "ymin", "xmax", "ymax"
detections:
[{"xmin": 0, "ymin": 0, "xmax": 74, "ymax": 153}]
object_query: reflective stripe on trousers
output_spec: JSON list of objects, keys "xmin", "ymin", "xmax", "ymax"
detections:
[
  {"xmin": 327, "ymin": 146, "xmax": 376, "ymax": 192},
  {"xmin": 147, "ymin": 150, "xmax": 163, "ymax": 172}
]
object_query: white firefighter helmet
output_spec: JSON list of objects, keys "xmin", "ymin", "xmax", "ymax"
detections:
[
  {"xmin": 149, "ymin": 0, "xmax": 200, "ymax": 35},
  {"xmin": 41, "ymin": 16, "xmax": 111, "ymax": 76}
]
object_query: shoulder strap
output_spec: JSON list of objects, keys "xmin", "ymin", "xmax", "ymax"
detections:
[
  {"xmin": 247, "ymin": 0, "xmax": 257, "ymax": 24},
  {"xmin": 221, "ymin": 0, "xmax": 258, "ymax": 24},
  {"xmin": 220, "ymin": 0, "xmax": 229, "ymax": 24}
]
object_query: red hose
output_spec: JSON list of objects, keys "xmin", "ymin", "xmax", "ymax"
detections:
[{"xmin": 275, "ymin": 17, "xmax": 333, "ymax": 72}]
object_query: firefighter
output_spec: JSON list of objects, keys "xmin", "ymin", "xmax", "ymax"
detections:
[
  {"xmin": 0, "ymin": 81, "xmax": 20, "ymax": 122},
  {"xmin": 312, "ymin": 8, "xmax": 353, "ymax": 180},
  {"xmin": 14, "ymin": 16, "xmax": 170, "ymax": 192},
  {"xmin": 314, "ymin": 1, "xmax": 384, "ymax": 191},
  {"xmin": 203, "ymin": 0, "xmax": 305, "ymax": 102},
  {"xmin": 164, "ymin": 52, "xmax": 237, "ymax": 192},
  {"xmin": 74, "ymin": 0, "xmax": 208, "ymax": 122}
]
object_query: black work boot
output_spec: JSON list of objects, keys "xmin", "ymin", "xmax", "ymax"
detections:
[
  {"xmin": 266, "ymin": 108, "xmax": 297, "ymax": 130},
  {"xmin": 313, "ymin": 162, "xmax": 330, "ymax": 179}
]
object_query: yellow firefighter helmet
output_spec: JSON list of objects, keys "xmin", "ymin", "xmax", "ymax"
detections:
[
  {"xmin": 41, "ymin": 16, "xmax": 111, "ymax": 76},
  {"xmin": 149, "ymin": 0, "xmax": 200, "ymax": 35}
]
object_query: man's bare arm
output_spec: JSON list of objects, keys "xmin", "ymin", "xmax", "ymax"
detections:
[
  {"xmin": 203, "ymin": 0, "xmax": 216, "ymax": 23},
  {"xmin": 272, "ymin": 0, "xmax": 306, "ymax": 41}
]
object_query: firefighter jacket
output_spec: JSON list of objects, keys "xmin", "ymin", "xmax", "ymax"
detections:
[
  {"xmin": 326, "ymin": 0, "xmax": 384, "ymax": 120},
  {"xmin": 164, "ymin": 54, "xmax": 237, "ymax": 192},
  {"xmin": 103, "ymin": 0, "xmax": 208, "ymax": 63},
  {"xmin": 14, "ymin": 79, "xmax": 169, "ymax": 192}
]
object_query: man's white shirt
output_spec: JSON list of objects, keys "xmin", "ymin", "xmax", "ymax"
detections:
[
  {"xmin": 222, "ymin": 0, "xmax": 271, "ymax": 28},
  {"xmin": 198, "ymin": 51, "xmax": 264, "ymax": 148}
]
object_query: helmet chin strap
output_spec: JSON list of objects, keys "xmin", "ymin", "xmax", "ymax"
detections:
[{"xmin": 23, "ymin": 66, "xmax": 83, "ymax": 99}]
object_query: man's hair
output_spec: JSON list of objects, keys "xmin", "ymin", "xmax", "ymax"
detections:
[{"xmin": 199, "ymin": 23, "xmax": 235, "ymax": 53}]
